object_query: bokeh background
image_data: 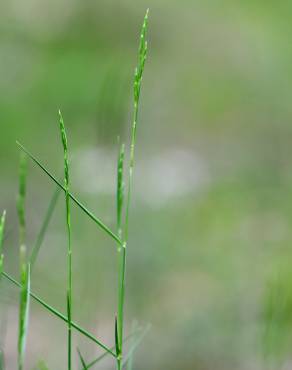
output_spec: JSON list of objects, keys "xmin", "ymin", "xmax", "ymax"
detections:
[{"xmin": 1, "ymin": 1, "xmax": 292, "ymax": 369}]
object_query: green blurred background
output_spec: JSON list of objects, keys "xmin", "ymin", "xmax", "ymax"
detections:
[{"xmin": 1, "ymin": 1, "xmax": 292, "ymax": 369}]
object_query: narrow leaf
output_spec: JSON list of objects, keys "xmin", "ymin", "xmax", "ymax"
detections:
[
  {"xmin": 84, "ymin": 330, "xmax": 138, "ymax": 370},
  {"xmin": 30, "ymin": 186, "xmax": 61, "ymax": 269},
  {"xmin": 2, "ymin": 271, "xmax": 116, "ymax": 357},
  {"xmin": 16, "ymin": 141, "xmax": 122, "ymax": 246},
  {"xmin": 77, "ymin": 348, "xmax": 88, "ymax": 370},
  {"xmin": 126, "ymin": 321, "xmax": 138, "ymax": 370},
  {"xmin": 123, "ymin": 324, "xmax": 151, "ymax": 368}
]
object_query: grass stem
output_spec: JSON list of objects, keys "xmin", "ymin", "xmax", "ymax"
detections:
[{"xmin": 58, "ymin": 110, "xmax": 72, "ymax": 370}]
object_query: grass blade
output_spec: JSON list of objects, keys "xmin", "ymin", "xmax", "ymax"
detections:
[
  {"xmin": 17, "ymin": 154, "xmax": 27, "ymax": 247},
  {"xmin": 78, "ymin": 330, "xmax": 141, "ymax": 369},
  {"xmin": 59, "ymin": 110, "xmax": 72, "ymax": 370},
  {"xmin": 77, "ymin": 348, "xmax": 88, "ymax": 370},
  {"xmin": 18, "ymin": 247, "xmax": 31, "ymax": 370},
  {"xmin": 2, "ymin": 271, "xmax": 116, "ymax": 357},
  {"xmin": 123, "ymin": 324, "xmax": 151, "ymax": 368},
  {"xmin": 30, "ymin": 185, "xmax": 61, "ymax": 269},
  {"xmin": 16, "ymin": 141, "xmax": 122, "ymax": 246},
  {"xmin": 125, "ymin": 321, "xmax": 138, "ymax": 370}
]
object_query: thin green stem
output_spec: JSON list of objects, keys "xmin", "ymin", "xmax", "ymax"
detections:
[
  {"xmin": 18, "ymin": 254, "xmax": 30, "ymax": 370},
  {"xmin": 116, "ymin": 142, "xmax": 125, "ymax": 368},
  {"xmin": 59, "ymin": 110, "xmax": 72, "ymax": 370},
  {"xmin": 16, "ymin": 141, "xmax": 122, "ymax": 246},
  {"xmin": 2, "ymin": 271, "xmax": 116, "ymax": 357},
  {"xmin": 116, "ymin": 10, "xmax": 149, "ymax": 370}
]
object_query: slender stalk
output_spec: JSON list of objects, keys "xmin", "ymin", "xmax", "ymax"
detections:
[
  {"xmin": 30, "ymin": 185, "xmax": 61, "ymax": 269},
  {"xmin": 116, "ymin": 10, "xmax": 149, "ymax": 370},
  {"xmin": 2, "ymin": 271, "xmax": 116, "ymax": 357},
  {"xmin": 116, "ymin": 142, "xmax": 125, "ymax": 368},
  {"xmin": 16, "ymin": 153, "xmax": 30, "ymax": 370},
  {"xmin": 18, "ymin": 250, "xmax": 30, "ymax": 370},
  {"xmin": 59, "ymin": 110, "xmax": 72, "ymax": 370},
  {"xmin": 16, "ymin": 141, "xmax": 122, "ymax": 245}
]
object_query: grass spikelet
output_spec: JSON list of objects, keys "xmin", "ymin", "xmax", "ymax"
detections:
[
  {"xmin": 125, "ymin": 7, "xmax": 149, "ymax": 240},
  {"xmin": 58, "ymin": 110, "xmax": 72, "ymax": 370},
  {"xmin": 17, "ymin": 154, "xmax": 27, "ymax": 247},
  {"xmin": 18, "ymin": 246, "xmax": 30, "ymax": 370}
]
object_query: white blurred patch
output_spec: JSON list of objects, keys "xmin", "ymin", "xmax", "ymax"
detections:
[{"xmin": 73, "ymin": 146, "xmax": 208, "ymax": 208}]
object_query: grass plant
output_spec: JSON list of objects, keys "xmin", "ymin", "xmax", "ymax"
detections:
[{"xmin": 0, "ymin": 9, "xmax": 150, "ymax": 369}]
